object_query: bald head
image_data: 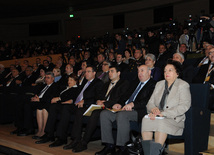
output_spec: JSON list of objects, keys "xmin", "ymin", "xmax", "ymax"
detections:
[{"xmin": 138, "ymin": 65, "xmax": 151, "ymax": 82}]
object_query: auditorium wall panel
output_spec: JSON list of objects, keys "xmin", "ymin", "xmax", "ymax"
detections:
[{"xmin": 0, "ymin": 0, "xmax": 210, "ymax": 41}]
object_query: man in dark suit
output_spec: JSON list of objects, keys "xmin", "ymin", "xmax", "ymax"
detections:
[
  {"xmin": 64, "ymin": 65, "xmax": 129, "ymax": 152},
  {"xmin": 193, "ymin": 47, "xmax": 214, "ymax": 110},
  {"xmin": 0, "ymin": 69, "xmax": 20, "ymax": 89},
  {"xmin": 128, "ymin": 49, "xmax": 145, "ymax": 73},
  {"xmin": 57, "ymin": 64, "xmax": 74, "ymax": 87},
  {"xmin": 155, "ymin": 44, "xmax": 172, "ymax": 69},
  {"xmin": 35, "ymin": 74, "xmax": 79, "ymax": 145},
  {"xmin": 194, "ymin": 44, "xmax": 213, "ymax": 67},
  {"xmin": 43, "ymin": 60, "xmax": 54, "ymax": 72},
  {"xmin": 38, "ymin": 66, "xmax": 103, "ymax": 147},
  {"xmin": 172, "ymin": 52, "xmax": 194, "ymax": 83},
  {"xmin": 116, "ymin": 53, "xmax": 128, "ymax": 73},
  {"xmin": 16, "ymin": 66, "xmax": 37, "ymax": 87},
  {"xmin": 12, "ymin": 72, "xmax": 58, "ymax": 136},
  {"xmin": 0, "ymin": 64, "xmax": 9, "ymax": 85},
  {"xmin": 68, "ymin": 57, "xmax": 80, "ymax": 74},
  {"xmin": 95, "ymin": 53, "xmax": 105, "ymax": 73},
  {"xmin": 95, "ymin": 65, "xmax": 156, "ymax": 155}
]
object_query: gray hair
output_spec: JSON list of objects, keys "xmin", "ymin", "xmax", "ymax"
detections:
[
  {"xmin": 103, "ymin": 60, "xmax": 111, "ymax": 66},
  {"xmin": 145, "ymin": 53, "xmax": 156, "ymax": 62},
  {"xmin": 174, "ymin": 52, "xmax": 185, "ymax": 61},
  {"xmin": 46, "ymin": 71, "xmax": 54, "ymax": 78}
]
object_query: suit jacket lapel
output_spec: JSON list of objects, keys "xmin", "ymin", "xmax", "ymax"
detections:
[{"xmin": 135, "ymin": 79, "xmax": 151, "ymax": 101}]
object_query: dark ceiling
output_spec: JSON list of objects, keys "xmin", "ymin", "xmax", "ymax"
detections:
[{"xmin": 0, "ymin": 0, "xmax": 141, "ymax": 19}]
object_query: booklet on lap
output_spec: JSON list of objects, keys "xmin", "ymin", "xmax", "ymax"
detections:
[
  {"xmin": 144, "ymin": 114, "xmax": 165, "ymax": 119},
  {"xmin": 83, "ymin": 104, "xmax": 103, "ymax": 116}
]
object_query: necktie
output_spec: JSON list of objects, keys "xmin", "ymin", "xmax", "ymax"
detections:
[
  {"xmin": 127, "ymin": 82, "xmax": 143, "ymax": 104},
  {"xmin": 105, "ymin": 82, "xmax": 115, "ymax": 100},
  {"xmin": 38, "ymin": 85, "xmax": 49, "ymax": 96},
  {"xmin": 204, "ymin": 63, "xmax": 214, "ymax": 82},
  {"xmin": 74, "ymin": 81, "xmax": 91, "ymax": 104},
  {"xmin": 98, "ymin": 72, "xmax": 105, "ymax": 79},
  {"xmin": 198, "ymin": 57, "xmax": 208, "ymax": 67}
]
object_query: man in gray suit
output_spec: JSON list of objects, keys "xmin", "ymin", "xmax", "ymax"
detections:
[
  {"xmin": 95, "ymin": 65, "xmax": 156, "ymax": 155},
  {"xmin": 96, "ymin": 60, "xmax": 110, "ymax": 83}
]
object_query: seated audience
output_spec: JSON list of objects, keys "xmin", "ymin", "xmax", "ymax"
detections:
[
  {"xmin": 193, "ymin": 47, "xmax": 214, "ymax": 110},
  {"xmin": 195, "ymin": 44, "xmax": 213, "ymax": 67},
  {"xmin": 33, "ymin": 74, "xmax": 78, "ymax": 140},
  {"xmin": 108, "ymin": 52, "xmax": 116, "ymax": 64},
  {"xmin": 155, "ymin": 44, "xmax": 172, "ymax": 69},
  {"xmin": 128, "ymin": 49, "xmax": 145, "ymax": 72},
  {"xmin": 77, "ymin": 60, "xmax": 88, "ymax": 86},
  {"xmin": 95, "ymin": 53, "xmax": 106, "ymax": 73},
  {"xmin": 57, "ymin": 64, "xmax": 73, "ymax": 87},
  {"xmin": 123, "ymin": 49, "xmax": 134, "ymax": 64},
  {"xmin": 141, "ymin": 61, "xmax": 191, "ymax": 155},
  {"xmin": 172, "ymin": 52, "xmax": 194, "ymax": 83},
  {"xmin": 65, "ymin": 65, "xmax": 129, "ymax": 152},
  {"xmin": 96, "ymin": 60, "xmax": 110, "ymax": 83},
  {"xmin": 11, "ymin": 72, "xmax": 58, "ymax": 136},
  {"xmin": 37, "ymin": 66, "xmax": 103, "ymax": 147},
  {"xmin": 53, "ymin": 68, "xmax": 62, "ymax": 83},
  {"xmin": 32, "ymin": 68, "xmax": 46, "ymax": 86},
  {"xmin": 145, "ymin": 53, "xmax": 163, "ymax": 81},
  {"xmin": 96, "ymin": 65, "xmax": 156, "ymax": 155},
  {"xmin": 116, "ymin": 53, "xmax": 128, "ymax": 73}
]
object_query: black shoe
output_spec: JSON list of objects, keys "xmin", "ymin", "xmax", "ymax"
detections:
[
  {"xmin": 49, "ymin": 139, "xmax": 67, "ymax": 148},
  {"xmin": 35, "ymin": 135, "xmax": 55, "ymax": 144},
  {"xmin": 95, "ymin": 146, "xmax": 116, "ymax": 155},
  {"xmin": 114, "ymin": 147, "xmax": 129, "ymax": 155},
  {"xmin": 17, "ymin": 129, "xmax": 35, "ymax": 136},
  {"xmin": 63, "ymin": 140, "xmax": 78, "ymax": 150},
  {"xmin": 10, "ymin": 128, "xmax": 21, "ymax": 135},
  {"xmin": 32, "ymin": 135, "xmax": 41, "ymax": 140},
  {"xmin": 72, "ymin": 142, "xmax": 87, "ymax": 153}
]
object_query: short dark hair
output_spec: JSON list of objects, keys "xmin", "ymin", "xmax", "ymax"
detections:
[
  {"xmin": 82, "ymin": 60, "xmax": 90, "ymax": 66},
  {"xmin": 135, "ymin": 48, "xmax": 143, "ymax": 54},
  {"xmin": 166, "ymin": 60, "xmax": 182, "ymax": 77},
  {"xmin": 68, "ymin": 73, "xmax": 79, "ymax": 83},
  {"xmin": 98, "ymin": 53, "xmax": 106, "ymax": 60},
  {"xmin": 109, "ymin": 64, "xmax": 121, "ymax": 72},
  {"xmin": 87, "ymin": 65, "xmax": 96, "ymax": 72},
  {"xmin": 43, "ymin": 60, "xmax": 49, "ymax": 64},
  {"xmin": 66, "ymin": 64, "xmax": 73, "ymax": 68}
]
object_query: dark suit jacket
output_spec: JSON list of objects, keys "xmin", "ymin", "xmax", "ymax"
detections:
[
  {"xmin": 22, "ymin": 74, "xmax": 37, "ymax": 87},
  {"xmin": 118, "ymin": 62, "xmax": 128, "ymax": 73},
  {"xmin": 76, "ymin": 78, "xmax": 103, "ymax": 107},
  {"xmin": 56, "ymin": 86, "xmax": 78, "ymax": 103},
  {"xmin": 193, "ymin": 63, "xmax": 214, "ymax": 84},
  {"xmin": 0, "ymin": 69, "xmax": 9, "ymax": 84},
  {"xmin": 96, "ymin": 71, "xmax": 109, "ymax": 83},
  {"xmin": 182, "ymin": 64, "xmax": 194, "ymax": 83},
  {"xmin": 35, "ymin": 83, "xmax": 58, "ymax": 105},
  {"xmin": 99, "ymin": 79, "xmax": 129, "ymax": 108},
  {"xmin": 155, "ymin": 51, "xmax": 172, "ymax": 69},
  {"xmin": 118, "ymin": 78, "xmax": 156, "ymax": 122},
  {"xmin": 151, "ymin": 67, "xmax": 163, "ymax": 81}
]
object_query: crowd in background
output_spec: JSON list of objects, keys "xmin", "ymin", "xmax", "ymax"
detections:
[{"xmin": 0, "ymin": 14, "xmax": 214, "ymax": 154}]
